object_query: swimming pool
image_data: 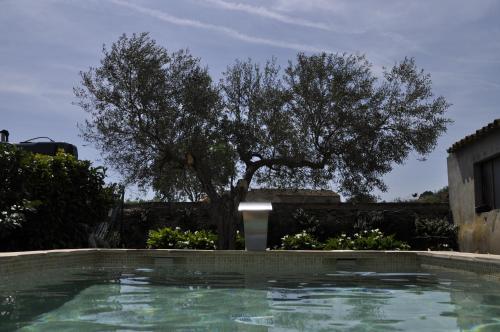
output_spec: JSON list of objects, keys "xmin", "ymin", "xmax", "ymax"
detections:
[{"xmin": 1, "ymin": 250, "xmax": 500, "ymax": 331}]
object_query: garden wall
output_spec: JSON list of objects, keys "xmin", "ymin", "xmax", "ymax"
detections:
[{"xmin": 121, "ymin": 202, "xmax": 451, "ymax": 250}]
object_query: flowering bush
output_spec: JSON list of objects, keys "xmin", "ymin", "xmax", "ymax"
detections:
[
  {"xmin": 0, "ymin": 200, "xmax": 31, "ymax": 233},
  {"xmin": 147, "ymin": 227, "xmax": 217, "ymax": 249},
  {"xmin": 280, "ymin": 230, "xmax": 322, "ymax": 250},
  {"xmin": 415, "ymin": 217, "xmax": 457, "ymax": 250},
  {"xmin": 323, "ymin": 233, "xmax": 354, "ymax": 250},
  {"xmin": 323, "ymin": 229, "xmax": 410, "ymax": 250}
]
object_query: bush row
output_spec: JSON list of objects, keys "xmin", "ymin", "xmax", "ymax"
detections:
[
  {"xmin": 147, "ymin": 227, "xmax": 217, "ymax": 250},
  {"xmin": 281, "ymin": 229, "xmax": 410, "ymax": 250},
  {"xmin": 147, "ymin": 227, "xmax": 247, "ymax": 250},
  {"xmin": 146, "ymin": 226, "xmax": 411, "ymax": 251}
]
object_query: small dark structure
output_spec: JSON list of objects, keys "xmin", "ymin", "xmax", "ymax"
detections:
[{"xmin": 0, "ymin": 129, "xmax": 78, "ymax": 159}]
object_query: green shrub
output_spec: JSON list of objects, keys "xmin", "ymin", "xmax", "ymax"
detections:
[
  {"xmin": 324, "ymin": 229, "xmax": 410, "ymax": 250},
  {"xmin": 147, "ymin": 227, "xmax": 217, "ymax": 249},
  {"xmin": 235, "ymin": 230, "xmax": 245, "ymax": 250},
  {"xmin": 323, "ymin": 234, "xmax": 354, "ymax": 250},
  {"xmin": 184, "ymin": 230, "xmax": 217, "ymax": 249},
  {"xmin": 415, "ymin": 217, "xmax": 457, "ymax": 250},
  {"xmin": 280, "ymin": 230, "xmax": 322, "ymax": 250},
  {"xmin": 0, "ymin": 144, "xmax": 115, "ymax": 251},
  {"xmin": 146, "ymin": 226, "xmax": 184, "ymax": 249},
  {"xmin": 0, "ymin": 145, "xmax": 31, "ymax": 238}
]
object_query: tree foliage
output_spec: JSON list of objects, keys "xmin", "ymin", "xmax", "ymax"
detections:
[
  {"xmin": 75, "ymin": 33, "xmax": 451, "ymax": 248},
  {"xmin": 0, "ymin": 144, "xmax": 115, "ymax": 251}
]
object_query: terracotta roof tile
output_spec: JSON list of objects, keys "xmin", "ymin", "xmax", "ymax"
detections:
[{"xmin": 447, "ymin": 119, "xmax": 500, "ymax": 153}]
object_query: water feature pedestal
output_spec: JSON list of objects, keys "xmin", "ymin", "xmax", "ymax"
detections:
[{"xmin": 238, "ymin": 202, "xmax": 273, "ymax": 251}]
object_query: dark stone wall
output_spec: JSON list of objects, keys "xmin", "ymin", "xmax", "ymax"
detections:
[
  {"xmin": 121, "ymin": 202, "xmax": 212, "ymax": 248},
  {"xmin": 268, "ymin": 203, "xmax": 451, "ymax": 249},
  {"xmin": 121, "ymin": 202, "xmax": 451, "ymax": 249}
]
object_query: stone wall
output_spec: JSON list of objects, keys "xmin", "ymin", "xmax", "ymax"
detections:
[
  {"xmin": 268, "ymin": 203, "xmax": 451, "ymax": 249},
  {"xmin": 246, "ymin": 188, "xmax": 340, "ymax": 204},
  {"xmin": 121, "ymin": 202, "xmax": 214, "ymax": 248},
  {"xmin": 121, "ymin": 202, "xmax": 451, "ymax": 250}
]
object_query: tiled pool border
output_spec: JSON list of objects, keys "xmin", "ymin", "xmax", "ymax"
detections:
[{"xmin": 2, "ymin": 249, "xmax": 500, "ymax": 279}]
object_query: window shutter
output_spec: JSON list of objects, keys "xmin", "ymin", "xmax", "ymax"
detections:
[
  {"xmin": 493, "ymin": 157, "xmax": 500, "ymax": 209},
  {"xmin": 482, "ymin": 160, "xmax": 494, "ymax": 210}
]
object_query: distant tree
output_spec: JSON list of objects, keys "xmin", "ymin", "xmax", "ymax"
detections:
[
  {"xmin": 75, "ymin": 33, "xmax": 451, "ymax": 249},
  {"xmin": 418, "ymin": 187, "xmax": 449, "ymax": 203},
  {"xmin": 419, "ymin": 191, "xmax": 434, "ymax": 198},
  {"xmin": 394, "ymin": 186, "xmax": 449, "ymax": 203},
  {"xmin": 346, "ymin": 192, "xmax": 378, "ymax": 203}
]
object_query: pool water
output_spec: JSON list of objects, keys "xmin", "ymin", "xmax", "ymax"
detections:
[{"xmin": 1, "ymin": 267, "xmax": 500, "ymax": 331}]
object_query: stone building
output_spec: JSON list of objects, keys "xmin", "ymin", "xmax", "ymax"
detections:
[{"xmin": 447, "ymin": 119, "xmax": 500, "ymax": 253}]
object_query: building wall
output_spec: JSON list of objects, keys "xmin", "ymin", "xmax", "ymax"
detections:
[{"xmin": 448, "ymin": 130, "xmax": 500, "ymax": 253}]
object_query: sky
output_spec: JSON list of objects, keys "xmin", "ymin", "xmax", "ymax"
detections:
[{"xmin": 1, "ymin": 0, "xmax": 499, "ymax": 201}]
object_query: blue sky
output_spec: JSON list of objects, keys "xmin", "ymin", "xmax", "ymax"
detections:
[{"xmin": 1, "ymin": 0, "xmax": 499, "ymax": 200}]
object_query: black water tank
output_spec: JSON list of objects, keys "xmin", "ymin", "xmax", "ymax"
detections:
[{"xmin": 15, "ymin": 138, "xmax": 78, "ymax": 159}]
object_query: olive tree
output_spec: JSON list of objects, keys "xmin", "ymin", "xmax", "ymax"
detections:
[{"xmin": 75, "ymin": 33, "xmax": 450, "ymax": 249}]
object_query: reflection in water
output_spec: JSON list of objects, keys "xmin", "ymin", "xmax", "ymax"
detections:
[
  {"xmin": 1, "ymin": 268, "xmax": 500, "ymax": 331},
  {"xmin": 443, "ymin": 272, "xmax": 500, "ymax": 331}
]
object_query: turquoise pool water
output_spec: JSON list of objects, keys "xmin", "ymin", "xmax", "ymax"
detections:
[{"xmin": 1, "ymin": 267, "xmax": 500, "ymax": 331}]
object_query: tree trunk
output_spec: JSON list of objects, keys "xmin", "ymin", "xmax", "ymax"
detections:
[
  {"xmin": 211, "ymin": 197, "xmax": 238, "ymax": 249},
  {"xmin": 208, "ymin": 179, "xmax": 249, "ymax": 250}
]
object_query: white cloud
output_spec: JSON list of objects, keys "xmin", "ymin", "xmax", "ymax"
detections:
[
  {"xmin": 201, "ymin": 0, "xmax": 340, "ymax": 32},
  {"xmin": 270, "ymin": 0, "xmax": 349, "ymax": 14},
  {"xmin": 109, "ymin": 0, "xmax": 336, "ymax": 53}
]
